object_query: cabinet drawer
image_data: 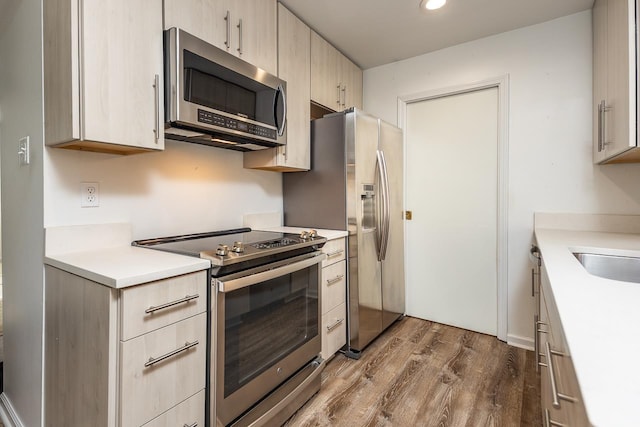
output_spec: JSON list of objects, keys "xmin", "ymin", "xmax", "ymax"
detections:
[
  {"xmin": 322, "ymin": 238, "xmax": 346, "ymax": 267},
  {"xmin": 322, "ymin": 260, "xmax": 346, "ymax": 314},
  {"xmin": 119, "ymin": 312, "xmax": 207, "ymax": 427},
  {"xmin": 322, "ymin": 302, "xmax": 346, "ymax": 360},
  {"xmin": 120, "ymin": 271, "xmax": 207, "ymax": 340},
  {"xmin": 142, "ymin": 389, "xmax": 205, "ymax": 427}
]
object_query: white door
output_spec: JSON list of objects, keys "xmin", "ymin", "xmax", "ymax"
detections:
[{"xmin": 405, "ymin": 87, "xmax": 498, "ymax": 336}]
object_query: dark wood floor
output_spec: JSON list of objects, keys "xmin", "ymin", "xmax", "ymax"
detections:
[{"xmin": 285, "ymin": 317, "xmax": 542, "ymax": 427}]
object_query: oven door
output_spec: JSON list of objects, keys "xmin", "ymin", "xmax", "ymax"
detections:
[{"xmin": 214, "ymin": 251, "xmax": 325, "ymax": 426}]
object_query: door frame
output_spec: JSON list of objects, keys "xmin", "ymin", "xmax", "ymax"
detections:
[{"xmin": 397, "ymin": 75, "xmax": 509, "ymax": 341}]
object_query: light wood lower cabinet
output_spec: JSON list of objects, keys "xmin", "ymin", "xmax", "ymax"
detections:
[
  {"xmin": 320, "ymin": 237, "xmax": 347, "ymax": 360},
  {"xmin": 119, "ymin": 313, "xmax": 206, "ymax": 426},
  {"xmin": 142, "ymin": 390, "xmax": 205, "ymax": 427},
  {"xmin": 45, "ymin": 267, "xmax": 208, "ymax": 427},
  {"xmin": 537, "ymin": 259, "xmax": 591, "ymax": 426}
]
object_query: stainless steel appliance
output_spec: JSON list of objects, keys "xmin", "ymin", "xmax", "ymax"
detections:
[
  {"xmin": 164, "ymin": 28, "xmax": 287, "ymax": 151},
  {"xmin": 283, "ymin": 108, "xmax": 405, "ymax": 359},
  {"xmin": 133, "ymin": 228, "xmax": 325, "ymax": 426}
]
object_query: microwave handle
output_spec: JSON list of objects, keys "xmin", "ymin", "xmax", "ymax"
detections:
[{"xmin": 275, "ymin": 84, "xmax": 287, "ymax": 137}]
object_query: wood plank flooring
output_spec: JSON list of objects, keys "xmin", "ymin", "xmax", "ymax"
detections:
[{"xmin": 285, "ymin": 316, "xmax": 541, "ymax": 427}]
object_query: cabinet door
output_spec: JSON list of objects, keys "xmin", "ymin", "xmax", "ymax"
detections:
[
  {"xmin": 277, "ymin": 4, "xmax": 310, "ymax": 169},
  {"xmin": 311, "ymin": 30, "xmax": 341, "ymax": 111},
  {"xmin": 593, "ymin": 0, "xmax": 636, "ymax": 163},
  {"xmin": 347, "ymin": 58, "xmax": 363, "ymax": 110},
  {"xmin": 604, "ymin": 0, "xmax": 635, "ymax": 159},
  {"xmin": 233, "ymin": 0, "xmax": 277, "ymax": 75},
  {"xmin": 243, "ymin": 3, "xmax": 310, "ymax": 171},
  {"xmin": 340, "ymin": 55, "xmax": 363, "ymax": 110},
  {"xmin": 82, "ymin": 0, "xmax": 164, "ymax": 150},
  {"xmin": 164, "ymin": 0, "xmax": 228, "ymax": 51},
  {"xmin": 593, "ymin": 0, "xmax": 608, "ymax": 163}
]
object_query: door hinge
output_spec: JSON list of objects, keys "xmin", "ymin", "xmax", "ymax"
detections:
[{"xmin": 405, "ymin": 211, "xmax": 412, "ymax": 220}]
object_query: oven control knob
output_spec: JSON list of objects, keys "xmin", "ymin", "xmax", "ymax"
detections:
[
  {"xmin": 232, "ymin": 241, "xmax": 244, "ymax": 253},
  {"xmin": 216, "ymin": 244, "xmax": 229, "ymax": 256},
  {"xmin": 308, "ymin": 229, "xmax": 318, "ymax": 239},
  {"xmin": 300, "ymin": 231, "xmax": 309, "ymax": 240}
]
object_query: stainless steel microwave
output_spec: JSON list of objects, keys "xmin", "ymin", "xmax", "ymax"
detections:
[{"xmin": 164, "ymin": 28, "xmax": 287, "ymax": 151}]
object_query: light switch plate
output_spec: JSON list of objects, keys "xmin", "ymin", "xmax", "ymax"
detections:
[{"xmin": 18, "ymin": 136, "xmax": 30, "ymax": 165}]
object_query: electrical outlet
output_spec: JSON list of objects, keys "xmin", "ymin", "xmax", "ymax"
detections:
[{"xmin": 80, "ymin": 182, "xmax": 100, "ymax": 207}]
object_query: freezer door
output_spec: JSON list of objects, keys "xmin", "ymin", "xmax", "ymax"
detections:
[
  {"xmin": 379, "ymin": 120, "xmax": 405, "ymax": 330},
  {"xmin": 347, "ymin": 109, "xmax": 383, "ymax": 351}
]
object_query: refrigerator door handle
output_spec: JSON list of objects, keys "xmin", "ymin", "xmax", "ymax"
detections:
[
  {"xmin": 375, "ymin": 150, "xmax": 384, "ymax": 260},
  {"xmin": 376, "ymin": 149, "xmax": 391, "ymax": 261}
]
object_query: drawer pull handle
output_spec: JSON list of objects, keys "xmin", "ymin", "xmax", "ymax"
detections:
[
  {"xmin": 326, "ymin": 249, "xmax": 344, "ymax": 258},
  {"xmin": 184, "ymin": 423, "xmax": 198, "ymax": 427},
  {"xmin": 544, "ymin": 409, "xmax": 565, "ymax": 427},
  {"xmin": 326, "ymin": 274, "xmax": 344, "ymax": 285},
  {"xmin": 326, "ymin": 318, "xmax": 344, "ymax": 332},
  {"xmin": 534, "ymin": 317, "xmax": 547, "ymax": 372},
  {"xmin": 145, "ymin": 294, "xmax": 200, "ymax": 314},
  {"xmin": 544, "ymin": 341, "xmax": 578, "ymax": 408},
  {"xmin": 144, "ymin": 340, "xmax": 199, "ymax": 368}
]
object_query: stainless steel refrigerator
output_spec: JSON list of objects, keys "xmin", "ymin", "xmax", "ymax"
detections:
[{"xmin": 283, "ymin": 108, "xmax": 405, "ymax": 358}]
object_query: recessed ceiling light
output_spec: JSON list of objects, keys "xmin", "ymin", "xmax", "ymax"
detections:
[{"xmin": 420, "ymin": 0, "xmax": 446, "ymax": 10}]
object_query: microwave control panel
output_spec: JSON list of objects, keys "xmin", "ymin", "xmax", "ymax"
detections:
[{"xmin": 197, "ymin": 109, "xmax": 276, "ymax": 141}]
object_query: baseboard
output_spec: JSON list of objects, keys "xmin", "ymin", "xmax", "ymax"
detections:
[
  {"xmin": 0, "ymin": 393, "xmax": 23, "ymax": 427},
  {"xmin": 507, "ymin": 333, "xmax": 534, "ymax": 351}
]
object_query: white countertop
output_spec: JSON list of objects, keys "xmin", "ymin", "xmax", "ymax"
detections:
[
  {"xmin": 45, "ymin": 246, "xmax": 210, "ymax": 289},
  {"xmin": 258, "ymin": 226, "xmax": 348, "ymax": 241},
  {"xmin": 534, "ymin": 228, "xmax": 640, "ymax": 427}
]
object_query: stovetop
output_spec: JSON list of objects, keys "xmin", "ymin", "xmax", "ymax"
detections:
[{"xmin": 132, "ymin": 227, "xmax": 326, "ymax": 269}]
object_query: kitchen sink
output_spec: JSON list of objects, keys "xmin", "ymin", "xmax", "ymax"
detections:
[{"xmin": 573, "ymin": 252, "xmax": 640, "ymax": 284}]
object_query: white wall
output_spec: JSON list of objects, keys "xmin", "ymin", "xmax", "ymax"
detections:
[
  {"xmin": 0, "ymin": 0, "xmax": 45, "ymax": 425},
  {"xmin": 44, "ymin": 142, "xmax": 283, "ymax": 239},
  {"xmin": 364, "ymin": 10, "xmax": 640, "ymax": 345}
]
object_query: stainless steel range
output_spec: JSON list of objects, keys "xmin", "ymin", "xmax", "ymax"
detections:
[{"xmin": 133, "ymin": 228, "xmax": 326, "ymax": 426}]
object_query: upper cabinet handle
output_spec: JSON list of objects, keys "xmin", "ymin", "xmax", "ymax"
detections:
[
  {"xmin": 237, "ymin": 19, "xmax": 243, "ymax": 55},
  {"xmin": 598, "ymin": 99, "xmax": 611, "ymax": 152},
  {"xmin": 153, "ymin": 74, "xmax": 160, "ymax": 144},
  {"xmin": 224, "ymin": 11, "xmax": 231, "ymax": 49}
]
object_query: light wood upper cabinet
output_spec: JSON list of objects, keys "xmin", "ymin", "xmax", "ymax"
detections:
[
  {"xmin": 164, "ymin": 0, "xmax": 277, "ymax": 75},
  {"xmin": 311, "ymin": 31, "xmax": 342, "ymax": 111},
  {"xmin": 163, "ymin": 0, "xmax": 228, "ymax": 51},
  {"xmin": 592, "ymin": 0, "xmax": 637, "ymax": 163},
  {"xmin": 44, "ymin": 0, "xmax": 164, "ymax": 154},
  {"xmin": 342, "ymin": 56, "xmax": 364, "ymax": 110},
  {"xmin": 311, "ymin": 30, "xmax": 363, "ymax": 112},
  {"xmin": 244, "ymin": 3, "xmax": 311, "ymax": 171}
]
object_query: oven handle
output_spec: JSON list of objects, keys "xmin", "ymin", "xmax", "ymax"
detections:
[{"xmin": 217, "ymin": 252, "xmax": 326, "ymax": 293}]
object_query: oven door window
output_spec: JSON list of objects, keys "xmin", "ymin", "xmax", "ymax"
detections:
[{"xmin": 223, "ymin": 265, "xmax": 319, "ymax": 398}]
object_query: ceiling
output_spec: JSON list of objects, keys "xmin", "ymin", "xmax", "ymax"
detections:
[{"xmin": 279, "ymin": 0, "xmax": 594, "ymax": 69}]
